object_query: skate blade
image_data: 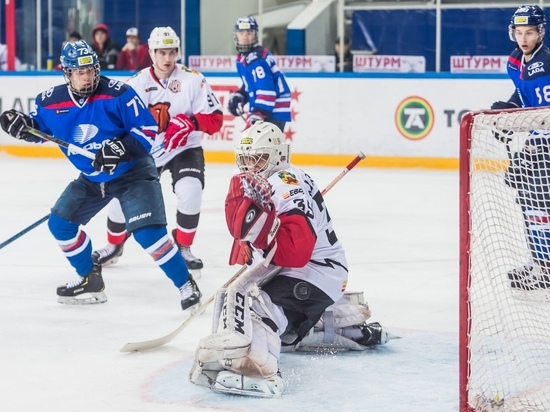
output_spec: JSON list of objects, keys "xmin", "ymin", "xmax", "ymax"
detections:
[
  {"xmin": 58, "ymin": 291, "xmax": 108, "ymax": 305},
  {"xmin": 211, "ymin": 383, "xmax": 279, "ymax": 398},
  {"xmin": 100, "ymin": 256, "xmax": 120, "ymax": 267}
]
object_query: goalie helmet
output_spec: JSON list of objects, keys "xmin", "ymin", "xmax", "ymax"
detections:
[
  {"xmin": 233, "ymin": 16, "xmax": 259, "ymax": 53},
  {"xmin": 509, "ymin": 5, "xmax": 546, "ymax": 42},
  {"xmin": 148, "ymin": 26, "xmax": 181, "ymax": 62},
  {"xmin": 60, "ymin": 40, "xmax": 100, "ymax": 98},
  {"xmin": 235, "ymin": 121, "xmax": 290, "ymax": 177}
]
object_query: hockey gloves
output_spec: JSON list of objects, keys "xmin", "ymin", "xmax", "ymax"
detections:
[
  {"xmin": 245, "ymin": 111, "xmax": 266, "ymax": 130},
  {"xmin": 228, "ymin": 91, "xmax": 246, "ymax": 116},
  {"xmin": 225, "ymin": 172, "xmax": 280, "ymax": 250},
  {"xmin": 164, "ymin": 113, "xmax": 195, "ymax": 151},
  {"xmin": 491, "ymin": 101, "xmax": 518, "ymax": 110},
  {"xmin": 0, "ymin": 109, "xmax": 41, "ymax": 142},
  {"xmin": 93, "ymin": 138, "xmax": 130, "ymax": 174}
]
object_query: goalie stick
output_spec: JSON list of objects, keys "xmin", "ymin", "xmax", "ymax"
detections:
[
  {"xmin": 23, "ymin": 126, "xmax": 96, "ymax": 160},
  {"xmin": 120, "ymin": 151, "xmax": 367, "ymax": 352}
]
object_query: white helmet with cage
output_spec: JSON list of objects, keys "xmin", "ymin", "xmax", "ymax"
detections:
[
  {"xmin": 148, "ymin": 26, "xmax": 181, "ymax": 63},
  {"xmin": 234, "ymin": 121, "xmax": 290, "ymax": 177}
]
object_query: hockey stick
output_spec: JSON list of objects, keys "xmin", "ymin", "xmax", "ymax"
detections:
[
  {"xmin": 0, "ymin": 214, "xmax": 50, "ymax": 250},
  {"xmin": 23, "ymin": 126, "xmax": 96, "ymax": 160},
  {"xmin": 321, "ymin": 151, "xmax": 366, "ymax": 195},
  {"xmin": 120, "ymin": 151, "xmax": 367, "ymax": 352}
]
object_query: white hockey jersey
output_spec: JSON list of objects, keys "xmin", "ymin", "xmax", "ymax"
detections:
[
  {"xmin": 265, "ymin": 165, "xmax": 349, "ymax": 302},
  {"xmin": 127, "ymin": 65, "xmax": 222, "ymax": 167}
]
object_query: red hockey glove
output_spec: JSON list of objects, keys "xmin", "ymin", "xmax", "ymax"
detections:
[
  {"xmin": 225, "ymin": 172, "xmax": 280, "ymax": 250},
  {"xmin": 164, "ymin": 113, "xmax": 195, "ymax": 151}
]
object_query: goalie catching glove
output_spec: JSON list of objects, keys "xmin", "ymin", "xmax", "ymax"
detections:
[
  {"xmin": 164, "ymin": 113, "xmax": 196, "ymax": 151},
  {"xmin": 225, "ymin": 172, "xmax": 280, "ymax": 250},
  {"xmin": 0, "ymin": 109, "xmax": 42, "ymax": 142}
]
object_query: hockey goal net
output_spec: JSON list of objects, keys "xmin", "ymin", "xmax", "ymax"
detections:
[{"xmin": 460, "ymin": 108, "xmax": 550, "ymax": 412}]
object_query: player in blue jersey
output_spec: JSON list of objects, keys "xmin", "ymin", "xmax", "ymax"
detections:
[
  {"xmin": 491, "ymin": 5, "xmax": 550, "ymax": 290},
  {"xmin": 0, "ymin": 40, "xmax": 201, "ymax": 309},
  {"xmin": 227, "ymin": 16, "xmax": 291, "ymax": 132},
  {"xmin": 492, "ymin": 5, "xmax": 550, "ymax": 109}
]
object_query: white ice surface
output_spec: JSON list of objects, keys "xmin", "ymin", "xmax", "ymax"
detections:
[{"xmin": 0, "ymin": 155, "xmax": 458, "ymax": 411}]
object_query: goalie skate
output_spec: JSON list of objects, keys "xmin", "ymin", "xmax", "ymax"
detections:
[
  {"xmin": 57, "ymin": 264, "xmax": 107, "ymax": 305},
  {"xmin": 212, "ymin": 371, "xmax": 284, "ymax": 398}
]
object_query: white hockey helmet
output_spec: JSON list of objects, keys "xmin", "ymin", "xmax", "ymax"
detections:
[
  {"xmin": 235, "ymin": 121, "xmax": 290, "ymax": 177},
  {"xmin": 148, "ymin": 26, "xmax": 181, "ymax": 61}
]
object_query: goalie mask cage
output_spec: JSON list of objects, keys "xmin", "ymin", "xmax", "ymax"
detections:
[{"xmin": 459, "ymin": 107, "xmax": 550, "ymax": 412}]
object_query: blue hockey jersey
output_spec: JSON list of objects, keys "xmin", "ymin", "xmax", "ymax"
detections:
[
  {"xmin": 236, "ymin": 46, "xmax": 291, "ymax": 122},
  {"xmin": 30, "ymin": 76, "xmax": 157, "ymax": 182},
  {"xmin": 507, "ymin": 44, "xmax": 550, "ymax": 107}
]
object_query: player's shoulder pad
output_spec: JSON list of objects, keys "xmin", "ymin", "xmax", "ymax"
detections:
[
  {"xmin": 36, "ymin": 83, "xmax": 70, "ymax": 107},
  {"xmin": 179, "ymin": 64, "xmax": 203, "ymax": 76},
  {"xmin": 95, "ymin": 76, "xmax": 132, "ymax": 97},
  {"xmin": 270, "ymin": 169, "xmax": 305, "ymax": 200},
  {"xmin": 508, "ymin": 49, "xmax": 522, "ymax": 71}
]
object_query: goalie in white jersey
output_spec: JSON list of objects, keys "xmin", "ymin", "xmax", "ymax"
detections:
[
  {"xmin": 189, "ymin": 122, "xmax": 398, "ymax": 397},
  {"xmin": 93, "ymin": 27, "xmax": 223, "ymax": 274}
]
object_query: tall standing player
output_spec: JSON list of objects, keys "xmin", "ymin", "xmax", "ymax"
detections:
[
  {"xmin": 226, "ymin": 16, "xmax": 291, "ymax": 131},
  {"xmin": 0, "ymin": 40, "xmax": 201, "ymax": 310},
  {"xmin": 491, "ymin": 5, "xmax": 550, "ymax": 289},
  {"xmin": 92, "ymin": 27, "xmax": 223, "ymax": 274}
]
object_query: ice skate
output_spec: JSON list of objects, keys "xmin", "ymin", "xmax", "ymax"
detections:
[
  {"xmin": 92, "ymin": 240, "xmax": 126, "ymax": 266},
  {"xmin": 212, "ymin": 370, "xmax": 284, "ymax": 398},
  {"xmin": 172, "ymin": 229, "xmax": 203, "ymax": 277},
  {"xmin": 180, "ymin": 274, "xmax": 201, "ymax": 312},
  {"xmin": 57, "ymin": 264, "xmax": 107, "ymax": 305},
  {"xmin": 508, "ymin": 265, "xmax": 550, "ymax": 290},
  {"xmin": 357, "ymin": 322, "xmax": 401, "ymax": 347}
]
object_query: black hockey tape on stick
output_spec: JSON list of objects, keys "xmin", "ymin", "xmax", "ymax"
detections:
[
  {"xmin": 0, "ymin": 214, "xmax": 50, "ymax": 250},
  {"xmin": 23, "ymin": 126, "xmax": 96, "ymax": 160},
  {"xmin": 120, "ymin": 151, "xmax": 367, "ymax": 353}
]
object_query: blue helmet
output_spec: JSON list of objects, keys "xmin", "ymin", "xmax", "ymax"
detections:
[
  {"xmin": 233, "ymin": 16, "xmax": 259, "ymax": 53},
  {"xmin": 509, "ymin": 5, "xmax": 547, "ymax": 42},
  {"xmin": 60, "ymin": 40, "xmax": 100, "ymax": 97}
]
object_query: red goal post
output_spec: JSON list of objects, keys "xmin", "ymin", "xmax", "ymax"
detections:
[{"xmin": 459, "ymin": 107, "xmax": 550, "ymax": 412}]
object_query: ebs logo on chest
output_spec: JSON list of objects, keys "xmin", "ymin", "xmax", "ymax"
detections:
[{"xmin": 527, "ymin": 61, "xmax": 545, "ymax": 76}]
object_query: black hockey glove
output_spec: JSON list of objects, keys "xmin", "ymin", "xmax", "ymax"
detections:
[
  {"xmin": 0, "ymin": 109, "xmax": 41, "ymax": 142},
  {"xmin": 93, "ymin": 138, "xmax": 130, "ymax": 174},
  {"xmin": 228, "ymin": 91, "xmax": 246, "ymax": 116},
  {"xmin": 491, "ymin": 101, "xmax": 518, "ymax": 110}
]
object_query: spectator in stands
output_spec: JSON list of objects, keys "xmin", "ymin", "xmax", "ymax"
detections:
[
  {"xmin": 67, "ymin": 31, "xmax": 82, "ymax": 44},
  {"xmin": 116, "ymin": 27, "xmax": 151, "ymax": 71},
  {"xmin": 91, "ymin": 23, "xmax": 120, "ymax": 70},
  {"xmin": 335, "ymin": 36, "xmax": 353, "ymax": 72}
]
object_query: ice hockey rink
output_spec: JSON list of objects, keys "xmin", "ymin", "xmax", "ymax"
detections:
[{"xmin": 0, "ymin": 154, "xmax": 458, "ymax": 411}]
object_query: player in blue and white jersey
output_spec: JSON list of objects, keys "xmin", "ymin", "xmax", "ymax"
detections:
[
  {"xmin": 227, "ymin": 16, "xmax": 291, "ymax": 132},
  {"xmin": 492, "ymin": 5, "xmax": 550, "ymax": 109},
  {"xmin": 0, "ymin": 40, "xmax": 201, "ymax": 310},
  {"xmin": 491, "ymin": 6, "xmax": 550, "ymax": 290}
]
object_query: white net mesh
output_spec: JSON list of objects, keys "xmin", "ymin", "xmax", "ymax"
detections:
[{"xmin": 464, "ymin": 108, "xmax": 550, "ymax": 411}]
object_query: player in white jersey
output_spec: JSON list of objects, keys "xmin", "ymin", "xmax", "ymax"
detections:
[
  {"xmin": 189, "ymin": 122, "xmax": 398, "ymax": 398},
  {"xmin": 92, "ymin": 27, "xmax": 223, "ymax": 272}
]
